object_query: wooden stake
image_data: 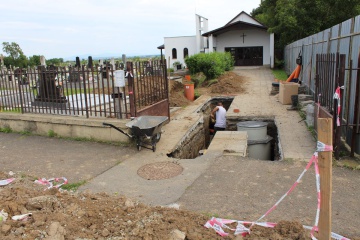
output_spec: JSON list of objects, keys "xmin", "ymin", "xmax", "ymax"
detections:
[{"xmin": 317, "ymin": 118, "xmax": 333, "ymax": 240}]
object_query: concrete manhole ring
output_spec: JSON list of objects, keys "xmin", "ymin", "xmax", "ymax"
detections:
[{"xmin": 137, "ymin": 162, "xmax": 183, "ymax": 180}]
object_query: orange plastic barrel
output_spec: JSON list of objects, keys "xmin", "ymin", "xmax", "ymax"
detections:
[
  {"xmin": 184, "ymin": 83, "xmax": 194, "ymax": 101},
  {"xmin": 185, "ymin": 75, "xmax": 191, "ymax": 81}
]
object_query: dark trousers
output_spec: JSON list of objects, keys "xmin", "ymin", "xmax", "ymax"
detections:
[{"xmin": 214, "ymin": 127, "xmax": 225, "ymax": 133}]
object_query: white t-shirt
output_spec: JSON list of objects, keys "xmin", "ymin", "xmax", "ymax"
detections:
[{"xmin": 214, "ymin": 106, "xmax": 226, "ymax": 128}]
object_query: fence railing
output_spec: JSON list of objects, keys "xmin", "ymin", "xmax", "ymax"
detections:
[
  {"xmin": 129, "ymin": 61, "xmax": 168, "ymax": 115},
  {"xmin": 0, "ymin": 60, "xmax": 168, "ymax": 119},
  {"xmin": 284, "ymin": 14, "xmax": 360, "ymax": 125},
  {"xmin": 315, "ymin": 53, "xmax": 341, "ymax": 113},
  {"xmin": 285, "ymin": 14, "xmax": 360, "ymax": 155}
]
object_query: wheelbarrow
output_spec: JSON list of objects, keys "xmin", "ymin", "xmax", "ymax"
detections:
[{"xmin": 103, "ymin": 115, "xmax": 168, "ymax": 152}]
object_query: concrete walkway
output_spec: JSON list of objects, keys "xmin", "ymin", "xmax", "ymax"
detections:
[
  {"xmin": 228, "ymin": 67, "xmax": 316, "ymax": 160},
  {"xmin": 79, "ymin": 66, "xmax": 317, "ymax": 205}
]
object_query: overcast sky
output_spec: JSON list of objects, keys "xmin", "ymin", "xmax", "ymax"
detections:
[{"xmin": 0, "ymin": 0, "xmax": 261, "ymax": 60}]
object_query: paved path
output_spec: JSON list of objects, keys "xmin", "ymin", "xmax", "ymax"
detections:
[
  {"xmin": 0, "ymin": 133, "xmax": 137, "ymax": 182},
  {"xmin": 79, "ymin": 66, "xmax": 318, "ymax": 205},
  {"xmin": 227, "ymin": 67, "xmax": 316, "ymax": 160}
]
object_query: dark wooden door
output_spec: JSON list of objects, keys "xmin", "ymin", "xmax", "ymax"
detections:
[{"xmin": 225, "ymin": 47, "xmax": 263, "ymax": 66}]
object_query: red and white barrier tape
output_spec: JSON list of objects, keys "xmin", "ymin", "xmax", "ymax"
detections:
[
  {"xmin": 34, "ymin": 177, "xmax": 68, "ymax": 190},
  {"xmin": 251, "ymin": 152, "xmax": 317, "ymax": 226},
  {"xmin": 317, "ymin": 94, "xmax": 321, "ymax": 118},
  {"xmin": 0, "ymin": 178, "xmax": 15, "ymax": 186},
  {"xmin": 333, "ymin": 86, "xmax": 344, "ymax": 127},
  {"xmin": 204, "ymin": 218, "xmax": 350, "ymax": 240},
  {"xmin": 205, "ymin": 141, "xmax": 350, "ymax": 239}
]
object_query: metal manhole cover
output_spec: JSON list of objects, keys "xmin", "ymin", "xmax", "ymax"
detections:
[{"xmin": 137, "ymin": 162, "xmax": 183, "ymax": 180}]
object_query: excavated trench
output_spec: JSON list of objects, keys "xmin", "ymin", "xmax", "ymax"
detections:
[{"xmin": 167, "ymin": 97, "xmax": 282, "ymax": 160}]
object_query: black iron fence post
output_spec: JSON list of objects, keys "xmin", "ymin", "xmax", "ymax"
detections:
[
  {"xmin": 82, "ymin": 65, "xmax": 89, "ymax": 118},
  {"xmin": 17, "ymin": 68, "xmax": 24, "ymax": 114}
]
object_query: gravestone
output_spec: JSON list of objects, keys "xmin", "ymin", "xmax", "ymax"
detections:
[
  {"xmin": 75, "ymin": 57, "xmax": 81, "ymax": 68},
  {"xmin": 122, "ymin": 54, "xmax": 126, "ymax": 67},
  {"xmin": 110, "ymin": 58, "xmax": 115, "ymax": 70},
  {"xmin": 88, "ymin": 56, "xmax": 93, "ymax": 68},
  {"xmin": 33, "ymin": 65, "xmax": 67, "ymax": 107},
  {"xmin": 40, "ymin": 56, "xmax": 46, "ymax": 66}
]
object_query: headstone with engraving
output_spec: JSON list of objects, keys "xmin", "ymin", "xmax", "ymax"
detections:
[{"xmin": 33, "ymin": 65, "xmax": 67, "ymax": 107}]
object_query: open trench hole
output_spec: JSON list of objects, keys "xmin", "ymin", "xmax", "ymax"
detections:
[{"xmin": 167, "ymin": 97, "xmax": 282, "ymax": 161}]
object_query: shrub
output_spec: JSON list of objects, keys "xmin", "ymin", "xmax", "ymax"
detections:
[
  {"xmin": 185, "ymin": 52, "xmax": 234, "ymax": 79},
  {"xmin": 274, "ymin": 58, "xmax": 285, "ymax": 69}
]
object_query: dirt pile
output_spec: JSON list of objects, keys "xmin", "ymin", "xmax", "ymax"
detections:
[
  {"xmin": 0, "ymin": 171, "xmax": 317, "ymax": 239},
  {"xmin": 208, "ymin": 71, "xmax": 247, "ymax": 95},
  {"xmin": 169, "ymin": 71, "xmax": 247, "ymax": 107},
  {"xmin": 0, "ymin": 172, "xmax": 218, "ymax": 240},
  {"xmin": 250, "ymin": 221, "xmax": 309, "ymax": 239},
  {"xmin": 169, "ymin": 79, "xmax": 191, "ymax": 107}
]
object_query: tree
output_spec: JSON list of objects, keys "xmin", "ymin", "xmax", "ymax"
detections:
[
  {"xmin": 251, "ymin": 0, "xmax": 360, "ymax": 58},
  {"xmin": 2, "ymin": 42, "xmax": 28, "ymax": 68},
  {"xmin": 2, "ymin": 42, "xmax": 24, "ymax": 60},
  {"xmin": 28, "ymin": 55, "xmax": 41, "ymax": 67},
  {"xmin": 46, "ymin": 58, "xmax": 64, "ymax": 66},
  {"xmin": 81, "ymin": 58, "xmax": 87, "ymax": 65}
]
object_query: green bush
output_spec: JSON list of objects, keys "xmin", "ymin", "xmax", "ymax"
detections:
[
  {"xmin": 191, "ymin": 72, "xmax": 207, "ymax": 87},
  {"xmin": 185, "ymin": 52, "xmax": 234, "ymax": 79},
  {"xmin": 274, "ymin": 58, "xmax": 285, "ymax": 69}
]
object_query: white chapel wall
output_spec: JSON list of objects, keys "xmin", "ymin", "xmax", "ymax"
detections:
[
  {"xmin": 215, "ymin": 29, "xmax": 271, "ymax": 65},
  {"xmin": 164, "ymin": 36, "xmax": 196, "ymax": 69}
]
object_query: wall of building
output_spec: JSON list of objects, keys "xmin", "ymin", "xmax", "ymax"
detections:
[
  {"xmin": 164, "ymin": 36, "xmax": 196, "ymax": 69},
  {"xmin": 215, "ymin": 29, "xmax": 271, "ymax": 65},
  {"xmin": 228, "ymin": 14, "xmax": 262, "ymax": 26}
]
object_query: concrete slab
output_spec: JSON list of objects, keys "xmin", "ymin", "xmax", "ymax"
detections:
[{"xmin": 207, "ymin": 131, "xmax": 247, "ymax": 157}]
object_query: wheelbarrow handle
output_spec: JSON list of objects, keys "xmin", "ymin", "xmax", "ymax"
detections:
[{"xmin": 102, "ymin": 122, "xmax": 133, "ymax": 138}]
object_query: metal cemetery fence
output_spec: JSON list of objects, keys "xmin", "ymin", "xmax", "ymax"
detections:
[
  {"xmin": 285, "ymin": 14, "xmax": 360, "ymax": 155},
  {"xmin": 127, "ymin": 61, "xmax": 169, "ymax": 117},
  {"xmin": 0, "ymin": 60, "xmax": 169, "ymax": 119}
]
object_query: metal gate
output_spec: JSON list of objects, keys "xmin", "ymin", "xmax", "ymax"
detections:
[
  {"xmin": 315, "ymin": 52, "xmax": 360, "ymax": 157},
  {"xmin": 315, "ymin": 53, "xmax": 345, "ymax": 158},
  {"xmin": 126, "ymin": 60, "xmax": 170, "ymax": 118}
]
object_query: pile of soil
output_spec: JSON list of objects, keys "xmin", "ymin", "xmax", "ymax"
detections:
[
  {"xmin": 169, "ymin": 71, "xmax": 247, "ymax": 107},
  {"xmin": 0, "ymin": 172, "xmax": 314, "ymax": 239},
  {"xmin": 169, "ymin": 80, "xmax": 191, "ymax": 107},
  {"xmin": 208, "ymin": 71, "xmax": 247, "ymax": 95}
]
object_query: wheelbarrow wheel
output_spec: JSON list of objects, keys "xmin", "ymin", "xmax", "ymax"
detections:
[
  {"xmin": 136, "ymin": 141, "xmax": 142, "ymax": 151},
  {"xmin": 155, "ymin": 133, "xmax": 161, "ymax": 142}
]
